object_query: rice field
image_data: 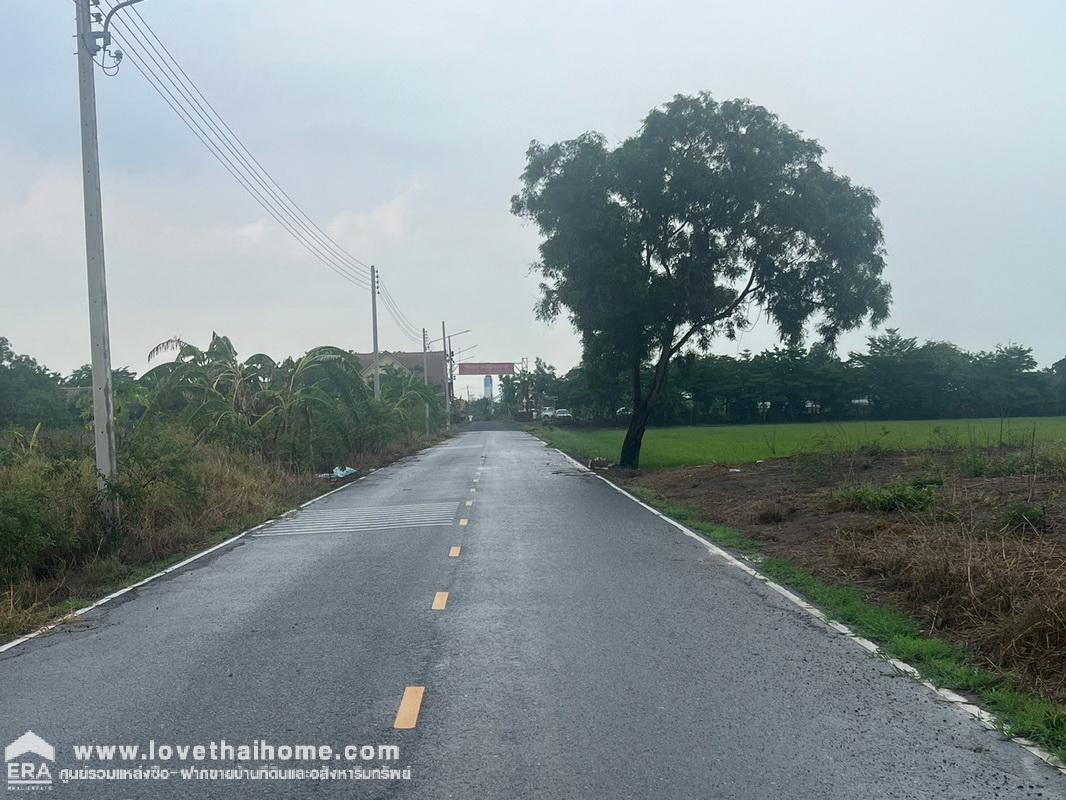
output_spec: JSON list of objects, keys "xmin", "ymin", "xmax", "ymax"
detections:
[{"xmin": 535, "ymin": 416, "xmax": 1066, "ymax": 469}]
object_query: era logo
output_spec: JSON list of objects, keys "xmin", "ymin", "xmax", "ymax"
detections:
[{"xmin": 4, "ymin": 731, "xmax": 54, "ymax": 790}]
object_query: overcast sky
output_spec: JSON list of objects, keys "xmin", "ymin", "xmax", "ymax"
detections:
[{"xmin": 4, "ymin": 1, "xmax": 1064, "ymax": 397}]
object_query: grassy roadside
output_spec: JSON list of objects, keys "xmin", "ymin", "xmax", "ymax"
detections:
[
  {"xmin": 4, "ymin": 511, "xmax": 296, "ymax": 637},
  {"xmin": 0, "ymin": 433, "xmax": 441, "ymax": 644},
  {"xmin": 621, "ymin": 483, "xmax": 1066, "ymax": 764},
  {"xmin": 1, "ymin": 459, "xmax": 326, "ymax": 643}
]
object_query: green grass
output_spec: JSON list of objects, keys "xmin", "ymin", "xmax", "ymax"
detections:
[
  {"xmin": 536, "ymin": 416, "xmax": 1066, "ymax": 469},
  {"xmin": 834, "ymin": 480, "xmax": 937, "ymax": 513},
  {"xmin": 623, "ymin": 487, "xmax": 1066, "ymax": 762}
]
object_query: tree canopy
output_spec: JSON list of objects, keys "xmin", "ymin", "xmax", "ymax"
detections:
[
  {"xmin": 0, "ymin": 337, "xmax": 71, "ymax": 430},
  {"xmin": 512, "ymin": 93, "xmax": 891, "ymax": 466}
]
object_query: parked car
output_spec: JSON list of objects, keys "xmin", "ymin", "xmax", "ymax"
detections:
[
  {"xmin": 541, "ymin": 407, "xmax": 556, "ymax": 419},
  {"xmin": 554, "ymin": 408, "xmax": 573, "ymax": 420}
]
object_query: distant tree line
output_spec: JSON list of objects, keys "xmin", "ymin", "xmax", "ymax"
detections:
[{"xmin": 502, "ymin": 330, "xmax": 1066, "ymax": 425}]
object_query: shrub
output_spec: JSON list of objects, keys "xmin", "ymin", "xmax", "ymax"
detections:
[
  {"xmin": 114, "ymin": 424, "xmax": 204, "ymax": 531},
  {"xmin": 836, "ymin": 480, "xmax": 935, "ymax": 513},
  {"xmin": 1002, "ymin": 502, "xmax": 1047, "ymax": 533},
  {"xmin": 0, "ymin": 483, "xmax": 56, "ymax": 579},
  {"xmin": 953, "ymin": 448, "xmax": 1032, "ymax": 478},
  {"xmin": 0, "ymin": 453, "xmax": 103, "ymax": 580},
  {"xmin": 754, "ymin": 503, "xmax": 788, "ymax": 524}
]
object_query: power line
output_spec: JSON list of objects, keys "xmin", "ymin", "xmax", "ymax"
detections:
[
  {"xmin": 101, "ymin": 2, "xmax": 430, "ymax": 341},
  {"xmin": 104, "ymin": 23, "xmax": 370, "ymax": 290},
  {"xmin": 379, "ymin": 282, "xmax": 420, "ymax": 335},
  {"xmin": 102, "ymin": 4, "xmax": 370, "ymax": 291},
  {"xmin": 122, "ymin": 4, "xmax": 374, "ymax": 281},
  {"xmin": 378, "ymin": 279, "xmax": 423, "ymax": 344},
  {"xmin": 109, "ymin": 26, "xmax": 371, "ymax": 291},
  {"xmin": 383, "ymin": 297, "xmax": 423, "ymax": 340},
  {"xmin": 380, "ymin": 282, "xmax": 421, "ymax": 334},
  {"xmin": 379, "ymin": 279, "xmax": 425, "ymax": 345}
]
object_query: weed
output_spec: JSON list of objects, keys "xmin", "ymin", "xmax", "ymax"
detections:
[
  {"xmin": 755, "ymin": 503, "xmax": 788, "ymax": 524},
  {"xmin": 952, "ymin": 448, "xmax": 1033, "ymax": 479},
  {"xmin": 0, "ymin": 453, "xmax": 103, "ymax": 582},
  {"xmin": 1002, "ymin": 503, "xmax": 1047, "ymax": 532},
  {"xmin": 835, "ymin": 481, "xmax": 935, "ymax": 513},
  {"xmin": 985, "ymin": 689, "xmax": 1066, "ymax": 747},
  {"xmin": 0, "ymin": 437, "xmax": 327, "ymax": 639},
  {"xmin": 930, "ymin": 425, "xmax": 961, "ymax": 450}
]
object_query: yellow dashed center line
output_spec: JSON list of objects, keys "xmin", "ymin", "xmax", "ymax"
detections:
[
  {"xmin": 393, "ymin": 686, "xmax": 425, "ymax": 729},
  {"xmin": 391, "ymin": 468, "xmax": 482, "ymax": 731}
]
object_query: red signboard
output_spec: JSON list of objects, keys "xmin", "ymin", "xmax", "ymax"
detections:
[{"xmin": 457, "ymin": 362, "xmax": 515, "ymax": 375}]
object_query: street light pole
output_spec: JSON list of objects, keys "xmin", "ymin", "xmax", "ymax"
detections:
[
  {"xmin": 441, "ymin": 321, "xmax": 450, "ymax": 431},
  {"xmin": 426, "ymin": 328, "xmax": 469, "ymax": 433},
  {"xmin": 75, "ymin": 0, "xmax": 118, "ymax": 500}
]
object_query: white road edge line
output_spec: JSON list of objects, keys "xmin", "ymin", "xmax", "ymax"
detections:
[
  {"xmin": 0, "ymin": 474, "xmax": 371, "ymax": 656},
  {"xmin": 550, "ymin": 446, "xmax": 1066, "ymax": 777}
]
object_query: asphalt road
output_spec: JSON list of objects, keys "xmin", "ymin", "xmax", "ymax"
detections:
[{"xmin": 2, "ymin": 429, "xmax": 1063, "ymax": 799}]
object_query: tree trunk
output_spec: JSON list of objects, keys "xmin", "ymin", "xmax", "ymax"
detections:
[
  {"xmin": 619, "ymin": 402, "xmax": 651, "ymax": 468},
  {"xmin": 618, "ymin": 349, "xmax": 672, "ymax": 468}
]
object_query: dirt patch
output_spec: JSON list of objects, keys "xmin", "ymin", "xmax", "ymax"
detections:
[{"xmin": 618, "ymin": 448, "xmax": 1066, "ymax": 703}]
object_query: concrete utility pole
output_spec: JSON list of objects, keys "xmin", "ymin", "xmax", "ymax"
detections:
[
  {"xmin": 75, "ymin": 0, "xmax": 118, "ymax": 498},
  {"xmin": 422, "ymin": 328, "xmax": 431, "ymax": 437},
  {"xmin": 441, "ymin": 321, "xmax": 450, "ymax": 430},
  {"xmin": 370, "ymin": 265, "xmax": 381, "ymax": 400}
]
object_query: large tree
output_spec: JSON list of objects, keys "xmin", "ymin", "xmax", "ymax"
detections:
[
  {"xmin": 512, "ymin": 93, "xmax": 891, "ymax": 466},
  {"xmin": 0, "ymin": 337, "xmax": 71, "ymax": 430}
]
